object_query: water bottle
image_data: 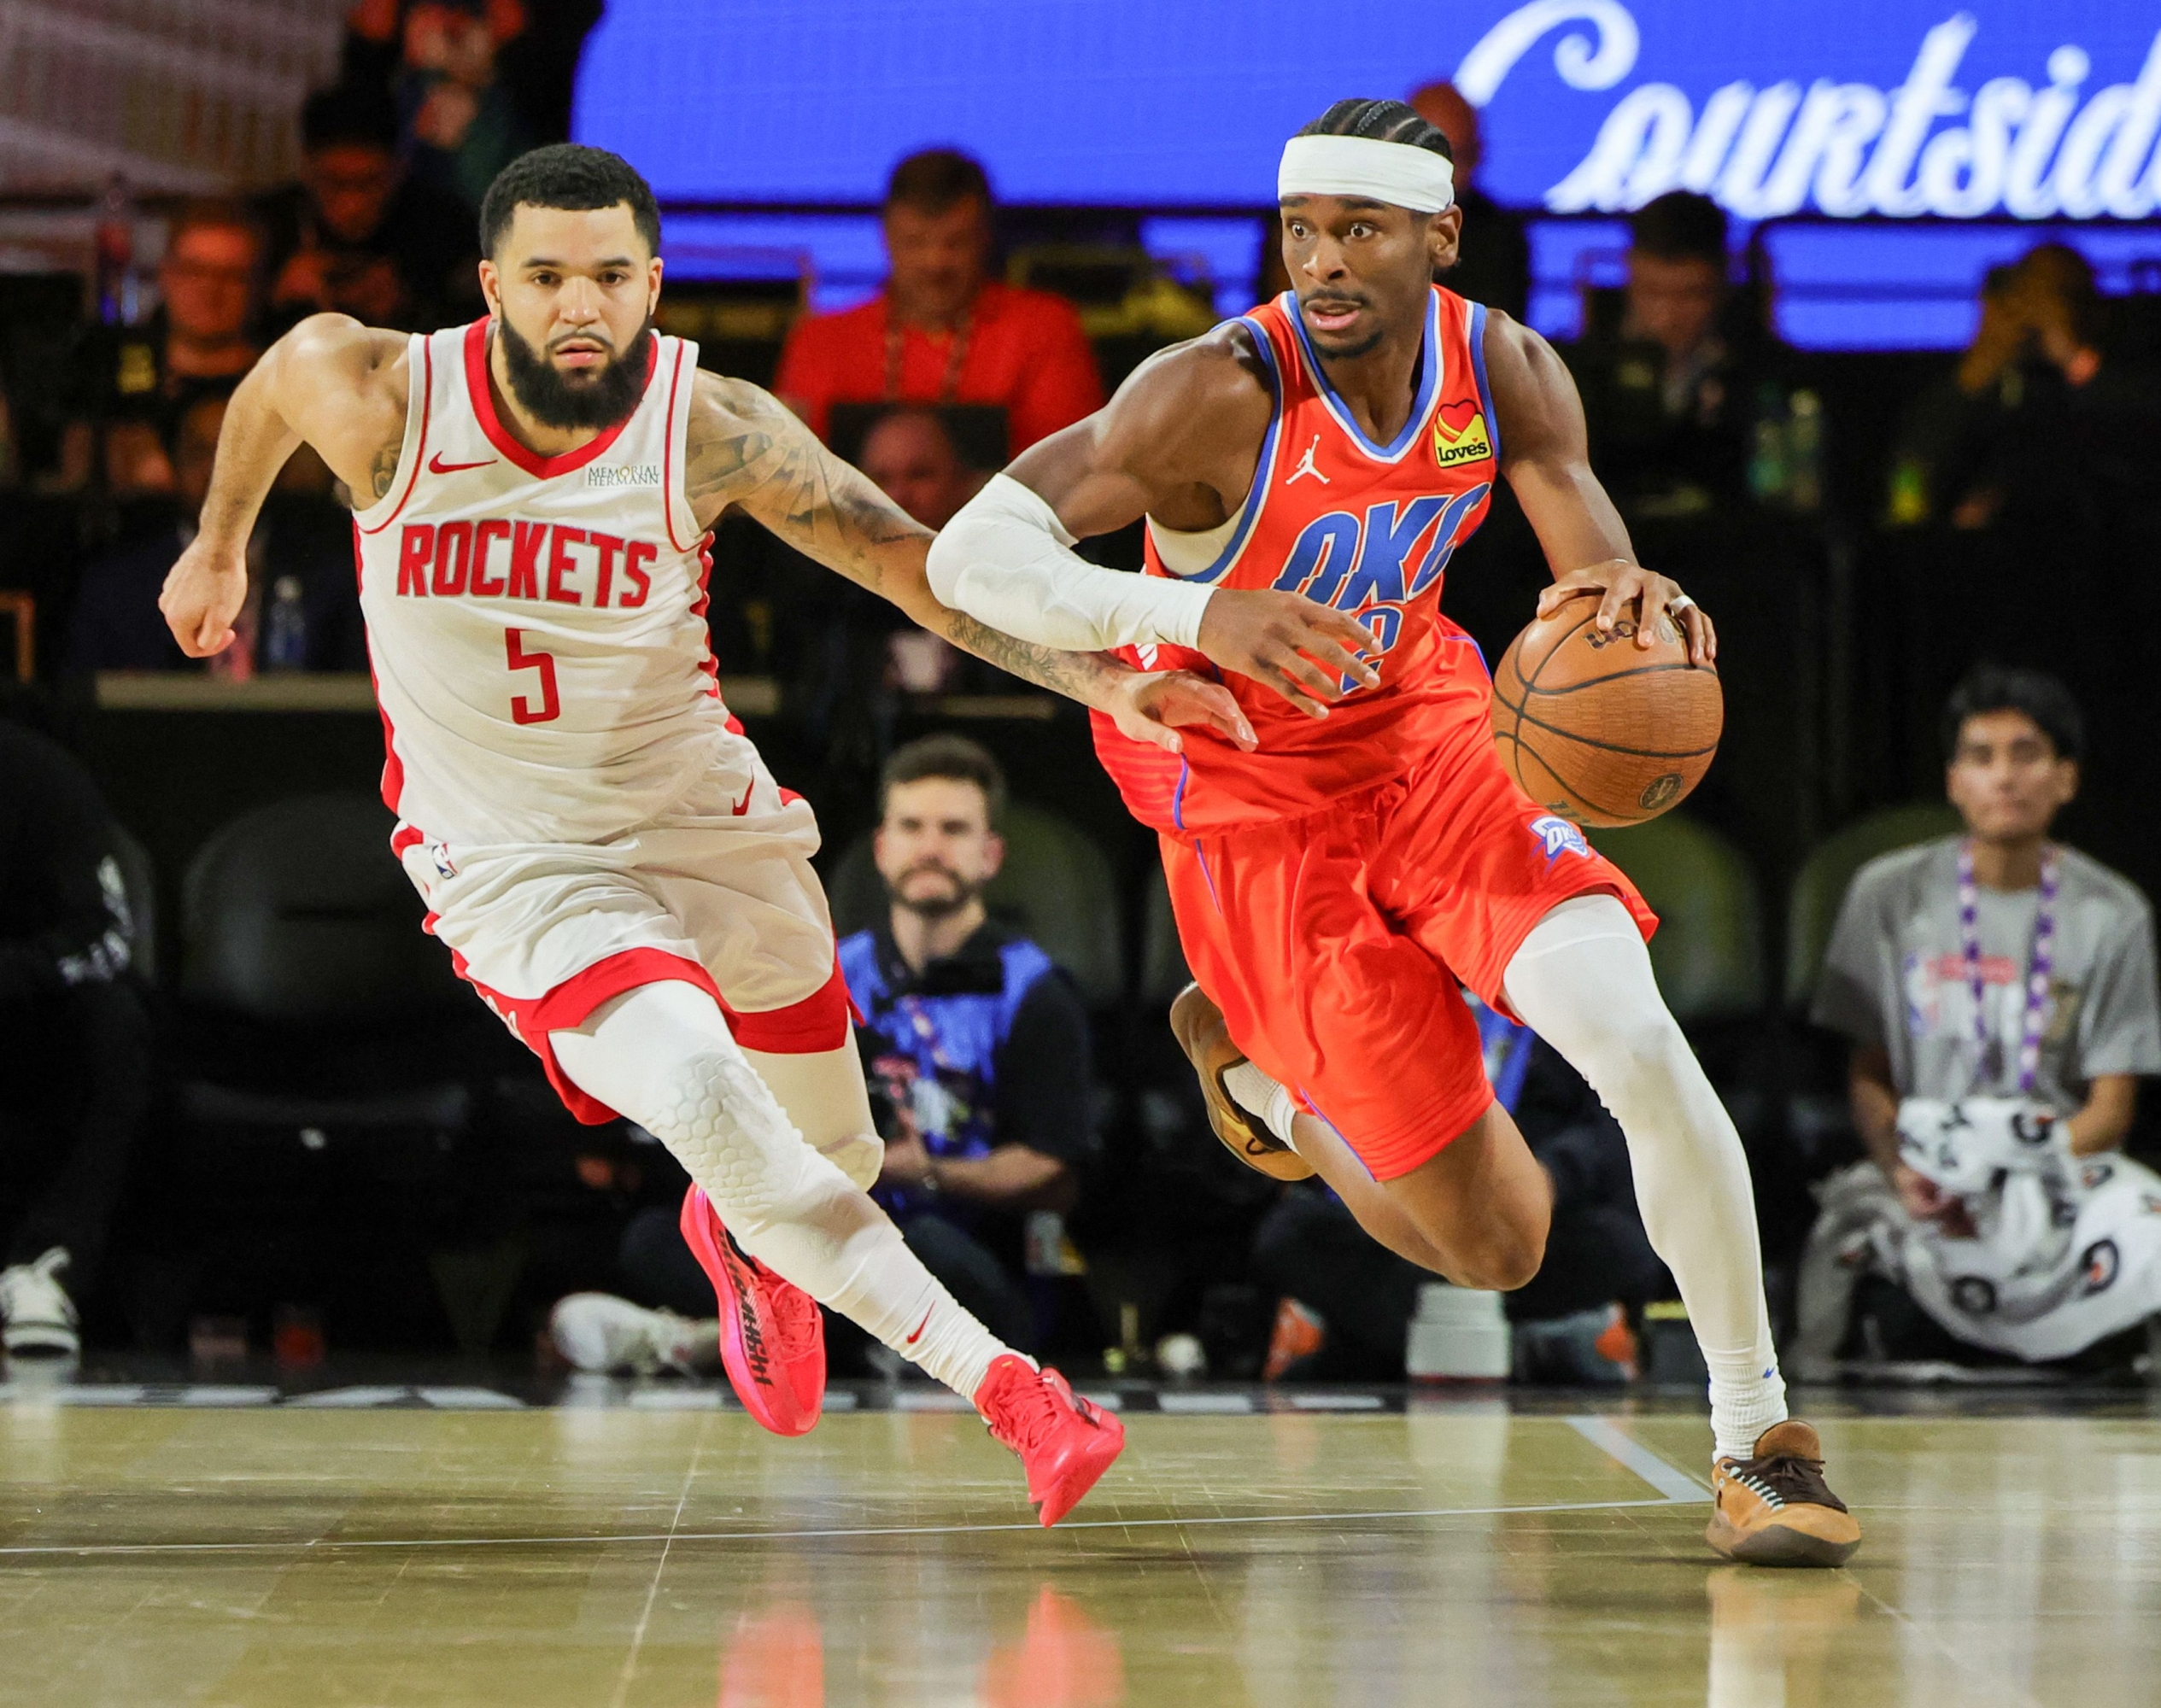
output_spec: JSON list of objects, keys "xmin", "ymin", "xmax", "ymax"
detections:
[
  {"xmin": 1785, "ymin": 389, "xmax": 1824, "ymax": 513},
  {"xmin": 264, "ymin": 576, "xmax": 308, "ymax": 672},
  {"xmin": 1745, "ymin": 383, "xmax": 1789, "ymax": 505},
  {"xmin": 94, "ymin": 176, "xmax": 141, "ymax": 327}
]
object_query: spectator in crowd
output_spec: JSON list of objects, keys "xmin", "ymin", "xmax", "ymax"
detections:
[
  {"xmin": 345, "ymin": 0, "xmax": 530, "ymax": 211},
  {"xmin": 775, "ymin": 149, "xmax": 1104, "ymax": 458},
  {"xmin": 1888, "ymin": 243, "xmax": 2161, "ymax": 537},
  {"xmin": 841, "ymin": 735, "xmax": 1096, "ymax": 1356},
  {"xmin": 861, "ymin": 407, "xmax": 989, "ymax": 534},
  {"xmin": 0, "ymin": 711, "xmax": 153, "ymax": 1358},
  {"xmin": 61, "ymin": 201, "xmax": 265, "ymax": 494},
  {"xmin": 549, "ymin": 737, "xmax": 1095, "ymax": 1375},
  {"xmin": 1799, "ymin": 666, "xmax": 2161, "ymax": 1369},
  {"xmin": 343, "ymin": 0, "xmax": 594, "ymax": 154},
  {"xmin": 67, "ymin": 395, "xmax": 366, "ymax": 676},
  {"xmin": 1252, "ymin": 997, "xmax": 1666, "ymax": 1383},
  {"xmin": 1563, "ymin": 190, "xmax": 1785, "ymax": 518},
  {"xmin": 859, "ymin": 407, "xmax": 996, "ymax": 694},
  {"xmin": 1408, "ymin": 80, "xmax": 1530, "ymax": 321},
  {"xmin": 258, "ymin": 81, "xmax": 483, "ymax": 334}
]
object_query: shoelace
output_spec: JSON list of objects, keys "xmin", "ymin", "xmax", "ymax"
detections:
[
  {"xmin": 752, "ymin": 1259, "xmax": 823, "ymax": 1362},
  {"xmin": 720, "ymin": 1228, "xmax": 820, "ymax": 1364},
  {"xmin": 987, "ymin": 1371, "xmax": 1065, "ymax": 1453},
  {"xmin": 1734, "ymin": 1451, "xmax": 1843, "ymax": 1512},
  {"xmin": 764, "ymin": 1278, "xmax": 821, "ymax": 1364}
]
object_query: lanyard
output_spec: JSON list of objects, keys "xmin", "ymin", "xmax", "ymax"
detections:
[
  {"xmin": 1957, "ymin": 839, "xmax": 2059, "ymax": 1095},
  {"xmin": 898, "ymin": 995, "xmax": 960, "ymax": 1075},
  {"xmin": 883, "ymin": 304, "xmax": 973, "ymax": 403}
]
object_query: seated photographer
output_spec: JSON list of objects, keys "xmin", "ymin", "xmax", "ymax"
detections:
[
  {"xmin": 840, "ymin": 735, "xmax": 1095, "ymax": 1358},
  {"xmin": 548, "ymin": 736, "xmax": 1093, "ymax": 1375},
  {"xmin": 1799, "ymin": 666, "xmax": 2161, "ymax": 1369}
]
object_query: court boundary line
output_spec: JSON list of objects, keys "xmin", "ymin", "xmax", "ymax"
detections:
[
  {"xmin": 1566, "ymin": 1414, "xmax": 1712, "ymax": 1501},
  {"xmin": 0, "ymin": 1495, "xmax": 1695, "ymax": 1559},
  {"xmin": 606, "ymin": 1416, "xmax": 704, "ymax": 1708}
]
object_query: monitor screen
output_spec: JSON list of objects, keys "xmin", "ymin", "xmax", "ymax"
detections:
[
  {"xmin": 578, "ymin": 2, "xmax": 2161, "ymax": 220},
  {"xmin": 578, "ymin": 3, "xmax": 2161, "ymax": 348}
]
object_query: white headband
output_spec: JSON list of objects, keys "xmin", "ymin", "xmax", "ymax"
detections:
[{"xmin": 1278, "ymin": 134, "xmax": 1455, "ymax": 214}]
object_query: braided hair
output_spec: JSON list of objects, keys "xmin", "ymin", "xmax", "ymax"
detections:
[{"xmin": 1295, "ymin": 98, "xmax": 1455, "ymax": 164}]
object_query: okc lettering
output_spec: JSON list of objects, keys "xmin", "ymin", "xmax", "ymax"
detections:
[
  {"xmin": 1459, "ymin": 3, "xmax": 2161, "ymax": 219},
  {"xmin": 393, "ymin": 520, "xmax": 655, "ymax": 607},
  {"xmin": 1271, "ymin": 484, "xmax": 1491, "ymax": 611}
]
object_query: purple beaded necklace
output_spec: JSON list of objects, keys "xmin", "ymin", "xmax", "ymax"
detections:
[{"xmin": 1957, "ymin": 839, "xmax": 2059, "ymax": 1094}]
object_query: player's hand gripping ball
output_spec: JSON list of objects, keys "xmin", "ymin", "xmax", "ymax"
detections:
[{"xmin": 1490, "ymin": 595, "xmax": 1722, "ymax": 827}]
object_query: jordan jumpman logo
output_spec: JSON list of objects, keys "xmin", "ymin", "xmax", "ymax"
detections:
[{"xmin": 1285, "ymin": 434, "xmax": 1330, "ymax": 485}]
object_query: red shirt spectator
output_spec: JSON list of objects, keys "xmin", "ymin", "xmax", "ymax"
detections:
[{"xmin": 775, "ymin": 149, "xmax": 1102, "ymax": 455}]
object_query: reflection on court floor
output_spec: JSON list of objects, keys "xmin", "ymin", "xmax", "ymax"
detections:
[{"xmin": 1, "ymin": 1381, "xmax": 2155, "ymax": 1705}]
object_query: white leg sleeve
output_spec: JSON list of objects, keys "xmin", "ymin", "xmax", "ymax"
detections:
[
  {"xmin": 549, "ymin": 981, "xmax": 1010, "ymax": 1400},
  {"xmin": 1502, "ymin": 896, "xmax": 1787, "ymax": 1459}
]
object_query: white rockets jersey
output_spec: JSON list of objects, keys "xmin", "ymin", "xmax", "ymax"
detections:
[{"xmin": 352, "ymin": 318, "xmax": 746, "ymax": 846}]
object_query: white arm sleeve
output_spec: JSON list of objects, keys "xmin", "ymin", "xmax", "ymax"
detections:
[{"xmin": 926, "ymin": 473, "xmax": 1215, "ymax": 652}]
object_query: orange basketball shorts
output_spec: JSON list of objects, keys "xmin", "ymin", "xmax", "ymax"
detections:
[{"xmin": 1159, "ymin": 726, "xmax": 1656, "ymax": 1181}]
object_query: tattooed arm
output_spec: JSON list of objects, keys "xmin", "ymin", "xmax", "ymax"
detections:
[
  {"xmin": 685, "ymin": 374, "xmax": 1256, "ymax": 752},
  {"xmin": 161, "ymin": 313, "xmax": 410, "ymax": 656}
]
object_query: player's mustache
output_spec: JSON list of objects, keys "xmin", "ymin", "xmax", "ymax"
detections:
[
  {"xmin": 547, "ymin": 329, "xmax": 618, "ymax": 357},
  {"xmin": 1303, "ymin": 292, "xmax": 1369, "ymax": 313}
]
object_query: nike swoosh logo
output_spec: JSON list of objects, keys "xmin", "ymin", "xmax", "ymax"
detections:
[
  {"xmin": 428, "ymin": 453, "xmax": 497, "ymax": 474},
  {"xmin": 904, "ymin": 1305, "xmax": 934, "ymax": 1345},
  {"xmin": 729, "ymin": 782, "xmax": 754, "ymax": 816}
]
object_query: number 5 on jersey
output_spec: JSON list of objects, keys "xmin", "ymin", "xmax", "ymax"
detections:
[{"xmin": 507, "ymin": 628, "xmax": 560, "ymax": 725}]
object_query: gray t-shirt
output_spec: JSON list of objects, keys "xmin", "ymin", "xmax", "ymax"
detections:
[{"xmin": 1813, "ymin": 837, "xmax": 2161, "ymax": 1112}]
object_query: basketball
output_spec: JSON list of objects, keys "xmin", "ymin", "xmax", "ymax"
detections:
[{"xmin": 1490, "ymin": 599, "xmax": 1723, "ymax": 828}]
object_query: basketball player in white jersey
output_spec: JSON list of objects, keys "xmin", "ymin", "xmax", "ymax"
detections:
[{"xmin": 158, "ymin": 144, "xmax": 1375, "ymax": 1527}]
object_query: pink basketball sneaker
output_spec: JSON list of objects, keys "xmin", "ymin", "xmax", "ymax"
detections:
[
  {"xmin": 679, "ymin": 1185, "xmax": 825, "ymax": 1436},
  {"xmin": 974, "ymin": 1354, "xmax": 1125, "ymax": 1527}
]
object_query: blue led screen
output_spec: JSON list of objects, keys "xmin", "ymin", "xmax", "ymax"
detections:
[{"xmin": 576, "ymin": 3, "xmax": 2161, "ymax": 348}]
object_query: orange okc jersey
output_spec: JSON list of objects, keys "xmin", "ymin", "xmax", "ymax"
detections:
[{"xmin": 1091, "ymin": 285, "xmax": 1500, "ymax": 831}]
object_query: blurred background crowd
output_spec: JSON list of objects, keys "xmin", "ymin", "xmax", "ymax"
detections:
[{"xmin": 0, "ymin": 0, "xmax": 2157, "ymax": 1395}]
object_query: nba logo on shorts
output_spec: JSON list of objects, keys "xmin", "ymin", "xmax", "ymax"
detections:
[{"xmin": 1529, "ymin": 814, "xmax": 1590, "ymax": 861}]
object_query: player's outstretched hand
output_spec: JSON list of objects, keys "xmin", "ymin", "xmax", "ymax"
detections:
[
  {"xmin": 1537, "ymin": 559, "xmax": 1716, "ymax": 665},
  {"xmin": 159, "ymin": 533, "xmax": 251, "ymax": 658},
  {"xmin": 1104, "ymin": 669, "xmax": 1258, "ymax": 754},
  {"xmin": 1195, "ymin": 588, "xmax": 1381, "ymax": 719}
]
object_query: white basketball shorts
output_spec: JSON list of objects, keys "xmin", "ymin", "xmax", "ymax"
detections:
[{"xmin": 395, "ymin": 749, "xmax": 851, "ymax": 1123}]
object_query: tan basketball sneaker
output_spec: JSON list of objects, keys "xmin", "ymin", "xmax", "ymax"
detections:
[
  {"xmin": 1168, "ymin": 982, "xmax": 1313, "ymax": 1182},
  {"xmin": 1706, "ymin": 1421, "xmax": 1862, "ymax": 1567}
]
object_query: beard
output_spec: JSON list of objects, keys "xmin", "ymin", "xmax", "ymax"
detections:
[
  {"xmin": 497, "ymin": 312, "xmax": 654, "ymax": 430},
  {"xmin": 890, "ymin": 863, "xmax": 985, "ymax": 921}
]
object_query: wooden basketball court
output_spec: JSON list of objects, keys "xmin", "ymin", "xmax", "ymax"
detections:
[{"xmin": 2, "ymin": 1378, "xmax": 2154, "ymax": 1705}]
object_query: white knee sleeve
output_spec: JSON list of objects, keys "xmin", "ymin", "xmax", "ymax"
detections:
[
  {"xmin": 551, "ymin": 980, "xmax": 837, "ymax": 1236},
  {"xmin": 1502, "ymin": 896, "xmax": 1785, "ymax": 1458}
]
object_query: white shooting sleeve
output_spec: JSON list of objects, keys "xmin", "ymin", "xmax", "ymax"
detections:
[{"xmin": 927, "ymin": 473, "xmax": 1216, "ymax": 652}]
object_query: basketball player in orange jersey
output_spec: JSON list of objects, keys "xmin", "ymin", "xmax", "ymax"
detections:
[
  {"xmin": 927, "ymin": 102, "xmax": 1859, "ymax": 1565},
  {"xmin": 155, "ymin": 144, "xmax": 1372, "ymax": 1527}
]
